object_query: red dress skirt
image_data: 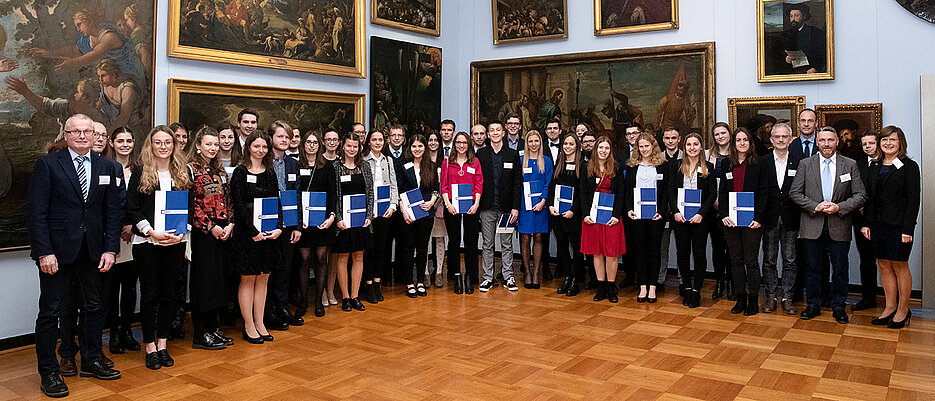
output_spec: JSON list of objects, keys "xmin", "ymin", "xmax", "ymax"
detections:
[{"xmin": 580, "ymin": 176, "xmax": 626, "ymax": 257}]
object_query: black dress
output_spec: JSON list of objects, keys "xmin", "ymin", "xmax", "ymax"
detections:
[
  {"xmin": 332, "ymin": 160, "xmax": 374, "ymax": 254},
  {"xmin": 870, "ymin": 165, "xmax": 913, "ymax": 261},
  {"xmin": 229, "ymin": 165, "xmax": 282, "ymax": 275},
  {"xmin": 296, "ymin": 162, "xmax": 336, "ymax": 248}
]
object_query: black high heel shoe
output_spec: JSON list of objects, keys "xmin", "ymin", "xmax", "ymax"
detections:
[
  {"xmin": 242, "ymin": 328, "xmax": 264, "ymax": 344},
  {"xmin": 887, "ymin": 310, "xmax": 911, "ymax": 329},
  {"xmin": 871, "ymin": 310, "xmax": 897, "ymax": 326}
]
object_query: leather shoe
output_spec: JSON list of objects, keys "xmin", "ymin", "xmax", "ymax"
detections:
[
  {"xmin": 852, "ymin": 298, "xmax": 877, "ymax": 311},
  {"xmin": 259, "ymin": 332, "xmax": 274, "ymax": 342},
  {"xmin": 193, "ymin": 333, "xmax": 227, "ymax": 350},
  {"xmin": 565, "ymin": 277, "xmax": 580, "ymax": 297},
  {"xmin": 79, "ymin": 360, "xmax": 121, "ymax": 380},
  {"xmin": 123, "ymin": 330, "xmax": 141, "ymax": 351},
  {"xmin": 279, "ymin": 306, "xmax": 304, "ymax": 326},
  {"xmin": 40, "ymin": 373, "xmax": 68, "ymax": 398},
  {"xmin": 109, "ymin": 331, "xmax": 126, "ymax": 354},
  {"xmin": 761, "ymin": 297, "xmax": 777, "ymax": 314},
  {"xmin": 145, "ymin": 352, "xmax": 162, "ymax": 370},
  {"xmin": 264, "ymin": 315, "xmax": 289, "ymax": 331},
  {"xmin": 800, "ymin": 306, "xmax": 821, "ymax": 320},
  {"xmin": 365, "ymin": 283, "xmax": 380, "ymax": 304},
  {"xmin": 781, "ymin": 299, "xmax": 797, "ymax": 315},
  {"xmin": 58, "ymin": 356, "xmax": 77, "ymax": 377},
  {"xmin": 157, "ymin": 349, "xmax": 174, "ymax": 367},
  {"xmin": 453, "ymin": 275, "xmax": 464, "ymax": 294},
  {"xmin": 99, "ymin": 351, "xmax": 115, "ymax": 369},
  {"xmin": 350, "ymin": 297, "xmax": 366, "ymax": 311},
  {"xmin": 341, "ymin": 298, "xmax": 352, "ymax": 312},
  {"xmin": 832, "ymin": 309, "xmax": 849, "ymax": 324},
  {"xmin": 242, "ymin": 328, "xmax": 263, "ymax": 344},
  {"xmin": 213, "ymin": 330, "xmax": 234, "ymax": 346},
  {"xmin": 464, "ymin": 276, "xmax": 475, "ymax": 294}
]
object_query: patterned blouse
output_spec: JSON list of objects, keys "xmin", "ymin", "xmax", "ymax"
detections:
[{"xmin": 189, "ymin": 162, "xmax": 233, "ymax": 234}]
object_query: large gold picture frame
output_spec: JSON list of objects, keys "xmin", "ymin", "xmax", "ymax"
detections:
[
  {"xmin": 728, "ymin": 95, "xmax": 807, "ymax": 138},
  {"xmin": 371, "ymin": 0, "xmax": 440, "ymax": 37},
  {"xmin": 594, "ymin": 0, "xmax": 679, "ymax": 36},
  {"xmin": 492, "ymin": 0, "xmax": 569, "ymax": 45},
  {"xmin": 167, "ymin": 0, "xmax": 366, "ymax": 78},
  {"xmin": 815, "ymin": 102, "xmax": 883, "ymax": 137},
  {"xmin": 757, "ymin": 0, "xmax": 834, "ymax": 83}
]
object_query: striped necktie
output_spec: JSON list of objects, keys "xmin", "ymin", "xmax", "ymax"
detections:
[{"xmin": 75, "ymin": 155, "xmax": 88, "ymax": 201}]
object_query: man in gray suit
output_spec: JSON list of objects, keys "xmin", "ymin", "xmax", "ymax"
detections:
[{"xmin": 789, "ymin": 127, "xmax": 867, "ymax": 324}]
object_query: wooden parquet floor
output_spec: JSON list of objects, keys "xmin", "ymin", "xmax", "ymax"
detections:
[{"xmin": 2, "ymin": 278, "xmax": 935, "ymax": 400}]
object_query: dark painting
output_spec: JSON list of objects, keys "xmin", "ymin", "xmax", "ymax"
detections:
[
  {"xmin": 758, "ymin": 0, "xmax": 834, "ymax": 82},
  {"xmin": 372, "ymin": 0, "xmax": 439, "ymax": 36},
  {"xmin": 896, "ymin": 0, "xmax": 935, "ymax": 24},
  {"xmin": 369, "ymin": 36, "xmax": 441, "ymax": 137},
  {"xmin": 492, "ymin": 0, "xmax": 567, "ymax": 45},
  {"xmin": 596, "ymin": 0, "xmax": 677, "ymax": 35}
]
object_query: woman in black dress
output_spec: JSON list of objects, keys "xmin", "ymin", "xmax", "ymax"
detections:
[
  {"xmin": 397, "ymin": 134, "xmax": 439, "ymax": 297},
  {"xmin": 229, "ymin": 132, "xmax": 282, "ymax": 344},
  {"xmin": 321, "ymin": 129, "xmax": 341, "ymax": 306},
  {"xmin": 105, "ymin": 126, "xmax": 140, "ymax": 354},
  {"xmin": 862, "ymin": 126, "xmax": 920, "ymax": 329},
  {"xmin": 296, "ymin": 130, "xmax": 336, "ymax": 317},
  {"xmin": 547, "ymin": 133, "xmax": 584, "ymax": 296},
  {"xmin": 332, "ymin": 133, "xmax": 374, "ymax": 312}
]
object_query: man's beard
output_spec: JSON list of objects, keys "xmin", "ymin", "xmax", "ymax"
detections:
[{"xmin": 788, "ymin": 20, "xmax": 802, "ymax": 30}]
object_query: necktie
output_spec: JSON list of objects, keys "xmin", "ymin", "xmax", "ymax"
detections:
[
  {"xmin": 803, "ymin": 139, "xmax": 811, "ymax": 156},
  {"xmin": 75, "ymin": 155, "xmax": 88, "ymax": 201},
  {"xmin": 444, "ymin": 146, "xmax": 450, "ymax": 157},
  {"xmin": 822, "ymin": 158, "xmax": 833, "ymax": 202}
]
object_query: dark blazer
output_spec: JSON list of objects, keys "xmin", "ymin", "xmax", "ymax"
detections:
[
  {"xmin": 127, "ymin": 165, "xmax": 190, "ymax": 237},
  {"xmin": 475, "ymin": 145, "xmax": 522, "ymax": 212},
  {"xmin": 789, "ymin": 135, "xmax": 819, "ymax": 162},
  {"xmin": 782, "ymin": 24, "xmax": 827, "ymax": 73},
  {"xmin": 761, "ymin": 152, "xmax": 801, "ymax": 230},
  {"xmin": 397, "ymin": 158, "xmax": 440, "ymax": 205},
  {"xmin": 851, "ymin": 154, "xmax": 874, "ymax": 228},
  {"xmin": 547, "ymin": 160, "xmax": 584, "ymax": 231},
  {"xmin": 276, "ymin": 155, "xmax": 300, "ymax": 191},
  {"xmin": 665, "ymin": 160, "xmax": 717, "ymax": 220},
  {"xmin": 863, "ymin": 157, "xmax": 920, "ymax": 236},
  {"xmin": 28, "ymin": 149, "xmax": 122, "ymax": 263},
  {"xmin": 578, "ymin": 161, "xmax": 626, "ymax": 219},
  {"xmin": 717, "ymin": 158, "xmax": 770, "ymax": 224},
  {"xmin": 623, "ymin": 162, "xmax": 669, "ymax": 217}
]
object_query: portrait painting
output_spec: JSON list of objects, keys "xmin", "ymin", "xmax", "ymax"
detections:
[
  {"xmin": 594, "ymin": 0, "xmax": 678, "ymax": 36},
  {"xmin": 168, "ymin": 79, "xmax": 364, "ymax": 139},
  {"xmin": 369, "ymin": 37, "xmax": 441, "ymax": 137},
  {"xmin": 472, "ymin": 42, "xmax": 715, "ymax": 151},
  {"xmin": 815, "ymin": 102, "xmax": 883, "ymax": 155},
  {"xmin": 492, "ymin": 0, "xmax": 568, "ymax": 45},
  {"xmin": 897, "ymin": 0, "xmax": 935, "ymax": 24},
  {"xmin": 757, "ymin": 0, "xmax": 834, "ymax": 83},
  {"xmin": 0, "ymin": 0, "xmax": 155, "ymax": 251},
  {"xmin": 168, "ymin": 0, "xmax": 366, "ymax": 78},
  {"xmin": 371, "ymin": 0, "xmax": 439, "ymax": 36},
  {"xmin": 728, "ymin": 96, "xmax": 806, "ymax": 154}
]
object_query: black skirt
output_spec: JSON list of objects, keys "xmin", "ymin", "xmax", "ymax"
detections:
[
  {"xmin": 331, "ymin": 226, "xmax": 373, "ymax": 254},
  {"xmin": 871, "ymin": 223, "xmax": 913, "ymax": 262},
  {"xmin": 297, "ymin": 225, "xmax": 334, "ymax": 248},
  {"xmin": 189, "ymin": 230, "xmax": 228, "ymax": 311}
]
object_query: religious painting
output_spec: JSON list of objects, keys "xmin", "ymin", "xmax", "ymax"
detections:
[
  {"xmin": 815, "ymin": 102, "xmax": 883, "ymax": 154},
  {"xmin": 594, "ymin": 0, "xmax": 678, "ymax": 36},
  {"xmin": 471, "ymin": 42, "xmax": 715, "ymax": 151},
  {"xmin": 168, "ymin": 0, "xmax": 366, "ymax": 78},
  {"xmin": 369, "ymin": 37, "xmax": 441, "ymax": 137},
  {"xmin": 728, "ymin": 96, "xmax": 806, "ymax": 153},
  {"xmin": 168, "ymin": 79, "xmax": 364, "ymax": 138},
  {"xmin": 0, "ymin": 0, "xmax": 156, "ymax": 251},
  {"xmin": 896, "ymin": 0, "xmax": 935, "ymax": 24},
  {"xmin": 757, "ymin": 0, "xmax": 834, "ymax": 83},
  {"xmin": 371, "ymin": 0, "xmax": 439, "ymax": 37},
  {"xmin": 492, "ymin": 0, "xmax": 568, "ymax": 45}
]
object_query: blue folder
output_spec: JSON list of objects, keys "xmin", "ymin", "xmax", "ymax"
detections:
[
  {"xmin": 402, "ymin": 188, "xmax": 430, "ymax": 220},
  {"xmin": 155, "ymin": 190, "xmax": 188, "ymax": 234},
  {"xmin": 253, "ymin": 197, "xmax": 279, "ymax": 233},
  {"xmin": 523, "ymin": 180, "xmax": 544, "ymax": 211},
  {"xmin": 590, "ymin": 192, "xmax": 615, "ymax": 225},
  {"xmin": 678, "ymin": 188, "xmax": 702, "ymax": 219},
  {"xmin": 554, "ymin": 185, "xmax": 574, "ymax": 214},
  {"xmin": 729, "ymin": 192, "xmax": 756, "ymax": 227},
  {"xmin": 302, "ymin": 191, "xmax": 327, "ymax": 227},
  {"xmin": 375, "ymin": 185, "xmax": 391, "ymax": 217},
  {"xmin": 343, "ymin": 194, "xmax": 367, "ymax": 228},
  {"xmin": 280, "ymin": 190, "xmax": 298, "ymax": 227},
  {"xmin": 451, "ymin": 183, "xmax": 474, "ymax": 214}
]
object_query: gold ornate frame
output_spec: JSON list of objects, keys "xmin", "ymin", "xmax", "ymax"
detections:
[
  {"xmin": 167, "ymin": 79, "xmax": 365, "ymax": 125},
  {"xmin": 167, "ymin": 0, "xmax": 366, "ymax": 78},
  {"xmin": 371, "ymin": 0, "xmax": 440, "ymax": 37},
  {"xmin": 815, "ymin": 102, "xmax": 883, "ymax": 134},
  {"xmin": 492, "ymin": 0, "xmax": 569, "ymax": 45},
  {"xmin": 728, "ymin": 95, "xmax": 807, "ymax": 137},
  {"xmin": 757, "ymin": 0, "xmax": 834, "ymax": 83},
  {"xmin": 594, "ymin": 0, "xmax": 678, "ymax": 36}
]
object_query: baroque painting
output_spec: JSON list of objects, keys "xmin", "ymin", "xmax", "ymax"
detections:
[
  {"xmin": 0, "ymin": 0, "xmax": 155, "ymax": 250},
  {"xmin": 594, "ymin": 0, "xmax": 678, "ymax": 36},
  {"xmin": 168, "ymin": 0, "xmax": 366, "ymax": 78},
  {"xmin": 492, "ymin": 0, "xmax": 568, "ymax": 45},
  {"xmin": 757, "ymin": 0, "xmax": 834, "ymax": 82},
  {"xmin": 369, "ymin": 36, "xmax": 441, "ymax": 137},
  {"xmin": 371, "ymin": 0, "xmax": 439, "ymax": 36},
  {"xmin": 728, "ymin": 95, "xmax": 806, "ymax": 154},
  {"xmin": 471, "ymin": 42, "xmax": 715, "ymax": 150},
  {"xmin": 168, "ymin": 79, "xmax": 365, "ymax": 138},
  {"xmin": 815, "ymin": 102, "xmax": 883, "ymax": 156}
]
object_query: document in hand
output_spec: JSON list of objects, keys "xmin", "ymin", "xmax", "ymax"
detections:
[
  {"xmin": 634, "ymin": 188, "xmax": 657, "ymax": 219},
  {"xmin": 497, "ymin": 213, "xmax": 517, "ymax": 234},
  {"xmin": 677, "ymin": 188, "xmax": 702, "ymax": 220},
  {"xmin": 554, "ymin": 185, "xmax": 574, "ymax": 214},
  {"xmin": 451, "ymin": 183, "xmax": 474, "ymax": 214},
  {"xmin": 375, "ymin": 185, "xmax": 391, "ymax": 217},
  {"xmin": 401, "ymin": 188, "xmax": 430, "ymax": 220},
  {"xmin": 523, "ymin": 180, "xmax": 544, "ymax": 211},
  {"xmin": 343, "ymin": 194, "xmax": 367, "ymax": 228},
  {"xmin": 302, "ymin": 191, "xmax": 327, "ymax": 227},
  {"xmin": 729, "ymin": 192, "xmax": 755, "ymax": 227},
  {"xmin": 280, "ymin": 190, "xmax": 298, "ymax": 227},
  {"xmin": 590, "ymin": 192, "xmax": 615, "ymax": 225},
  {"xmin": 253, "ymin": 197, "xmax": 279, "ymax": 233},
  {"xmin": 155, "ymin": 190, "xmax": 188, "ymax": 234}
]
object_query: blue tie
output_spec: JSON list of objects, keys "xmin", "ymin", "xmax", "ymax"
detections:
[
  {"xmin": 803, "ymin": 139, "xmax": 811, "ymax": 156},
  {"xmin": 821, "ymin": 158, "xmax": 833, "ymax": 202}
]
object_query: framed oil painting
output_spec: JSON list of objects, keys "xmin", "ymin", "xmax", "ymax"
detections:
[
  {"xmin": 594, "ymin": 0, "xmax": 678, "ymax": 36},
  {"xmin": 369, "ymin": 37, "xmax": 441, "ymax": 136},
  {"xmin": 0, "ymin": 0, "xmax": 156, "ymax": 251},
  {"xmin": 471, "ymin": 42, "xmax": 715, "ymax": 151},
  {"xmin": 728, "ymin": 96, "xmax": 806, "ymax": 153},
  {"xmin": 168, "ymin": 79, "xmax": 365, "ymax": 139},
  {"xmin": 815, "ymin": 102, "xmax": 883, "ymax": 151},
  {"xmin": 168, "ymin": 0, "xmax": 366, "ymax": 78},
  {"xmin": 371, "ymin": 0, "xmax": 439, "ymax": 36},
  {"xmin": 757, "ymin": 0, "xmax": 834, "ymax": 83},
  {"xmin": 492, "ymin": 0, "xmax": 568, "ymax": 45},
  {"xmin": 896, "ymin": 0, "xmax": 935, "ymax": 24}
]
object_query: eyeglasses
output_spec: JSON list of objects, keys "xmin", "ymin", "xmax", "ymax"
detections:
[
  {"xmin": 65, "ymin": 130, "xmax": 99, "ymax": 137},
  {"xmin": 153, "ymin": 140, "xmax": 173, "ymax": 148}
]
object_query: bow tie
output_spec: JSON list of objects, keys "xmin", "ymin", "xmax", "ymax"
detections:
[{"xmin": 549, "ymin": 142, "xmax": 559, "ymax": 148}]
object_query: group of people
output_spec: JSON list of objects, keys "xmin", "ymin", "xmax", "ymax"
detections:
[{"xmin": 28, "ymin": 107, "xmax": 919, "ymax": 398}]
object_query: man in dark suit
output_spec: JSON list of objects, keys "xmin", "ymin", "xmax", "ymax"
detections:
[
  {"xmin": 266, "ymin": 121, "xmax": 303, "ymax": 330},
  {"xmin": 781, "ymin": 3, "xmax": 827, "ymax": 74},
  {"xmin": 28, "ymin": 114, "xmax": 123, "ymax": 397},
  {"xmin": 386, "ymin": 124, "xmax": 408, "ymax": 287},
  {"xmin": 231, "ymin": 108, "xmax": 259, "ymax": 160},
  {"xmin": 789, "ymin": 127, "xmax": 867, "ymax": 324},
  {"xmin": 789, "ymin": 109, "xmax": 819, "ymax": 162},
  {"xmin": 760, "ymin": 123, "xmax": 801, "ymax": 315}
]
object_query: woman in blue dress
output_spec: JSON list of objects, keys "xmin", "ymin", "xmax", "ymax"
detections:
[{"xmin": 518, "ymin": 130, "xmax": 553, "ymax": 289}]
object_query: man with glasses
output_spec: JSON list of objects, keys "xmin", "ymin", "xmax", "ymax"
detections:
[
  {"xmin": 761, "ymin": 123, "xmax": 801, "ymax": 315},
  {"xmin": 386, "ymin": 125, "xmax": 407, "ymax": 285},
  {"xmin": 616, "ymin": 124, "xmax": 641, "ymax": 162},
  {"xmin": 29, "ymin": 114, "xmax": 123, "ymax": 397},
  {"xmin": 505, "ymin": 113, "xmax": 523, "ymax": 151},
  {"xmin": 790, "ymin": 109, "xmax": 818, "ymax": 162},
  {"xmin": 580, "ymin": 131, "xmax": 596, "ymax": 163}
]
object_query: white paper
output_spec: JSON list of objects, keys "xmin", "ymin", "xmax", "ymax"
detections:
[
  {"xmin": 246, "ymin": 175, "xmax": 257, "ymax": 183},
  {"xmin": 784, "ymin": 50, "xmax": 810, "ymax": 69}
]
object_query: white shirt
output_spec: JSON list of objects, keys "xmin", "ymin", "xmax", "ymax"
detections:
[
  {"xmin": 389, "ymin": 146, "xmax": 404, "ymax": 159},
  {"xmin": 413, "ymin": 165, "xmax": 422, "ymax": 188},
  {"xmin": 820, "ymin": 153, "xmax": 837, "ymax": 200},
  {"xmin": 773, "ymin": 151, "xmax": 788, "ymax": 188},
  {"xmin": 683, "ymin": 170, "xmax": 698, "ymax": 190},
  {"xmin": 636, "ymin": 164, "xmax": 657, "ymax": 189},
  {"xmin": 547, "ymin": 139, "xmax": 561, "ymax": 162}
]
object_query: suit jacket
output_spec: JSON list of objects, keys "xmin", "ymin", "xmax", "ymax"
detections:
[
  {"xmin": 717, "ymin": 159, "xmax": 770, "ymax": 224},
  {"xmin": 475, "ymin": 145, "xmax": 522, "ymax": 212},
  {"xmin": 578, "ymin": 161, "xmax": 626, "ymax": 219},
  {"xmin": 863, "ymin": 158, "xmax": 920, "ymax": 236},
  {"xmin": 278, "ymin": 155, "xmax": 300, "ymax": 191},
  {"xmin": 623, "ymin": 162, "xmax": 669, "ymax": 217},
  {"xmin": 789, "ymin": 135, "xmax": 819, "ymax": 162},
  {"xmin": 761, "ymin": 152, "xmax": 801, "ymax": 230},
  {"xmin": 396, "ymin": 158, "xmax": 440, "ymax": 206},
  {"xmin": 789, "ymin": 153, "xmax": 867, "ymax": 241},
  {"xmin": 28, "ymin": 149, "xmax": 122, "ymax": 263},
  {"xmin": 851, "ymin": 154, "xmax": 874, "ymax": 228},
  {"xmin": 665, "ymin": 161, "xmax": 717, "ymax": 220}
]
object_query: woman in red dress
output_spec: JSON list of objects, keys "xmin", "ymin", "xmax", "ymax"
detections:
[{"xmin": 579, "ymin": 136, "xmax": 626, "ymax": 303}]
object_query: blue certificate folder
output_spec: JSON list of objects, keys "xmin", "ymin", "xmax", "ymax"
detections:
[
  {"xmin": 451, "ymin": 183, "xmax": 474, "ymax": 214},
  {"xmin": 729, "ymin": 192, "xmax": 756, "ymax": 227},
  {"xmin": 343, "ymin": 194, "xmax": 367, "ymax": 228},
  {"xmin": 375, "ymin": 185, "xmax": 391, "ymax": 217},
  {"xmin": 523, "ymin": 180, "xmax": 544, "ymax": 211},
  {"xmin": 302, "ymin": 191, "xmax": 327, "ymax": 227},
  {"xmin": 253, "ymin": 197, "xmax": 279, "ymax": 233},
  {"xmin": 634, "ymin": 188, "xmax": 657, "ymax": 219},
  {"xmin": 154, "ymin": 190, "xmax": 188, "ymax": 234},
  {"xmin": 401, "ymin": 189, "xmax": 430, "ymax": 220},
  {"xmin": 553, "ymin": 185, "xmax": 574, "ymax": 214},
  {"xmin": 677, "ymin": 188, "xmax": 702, "ymax": 219},
  {"xmin": 589, "ymin": 192, "xmax": 615, "ymax": 225},
  {"xmin": 497, "ymin": 213, "xmax": 517, "ymax": 234},
  {"xmin": 280, "ymin": 190, "xmax": 298, "ymax": 227}
]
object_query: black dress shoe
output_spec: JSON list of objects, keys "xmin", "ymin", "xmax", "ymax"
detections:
[
  {"xmin": 453, "ymin": 275, "xmax": 464, "ymax": 294},
  {"xmin": 314, "ymin": 301, "xmax": 326, "ymax": 317},
  {"xmin": 212, "ymin": 331, "xmax": 234, "ymax": 346},
  {"xmin": 341, "ymin": 298, "xmax": 352, "ymax": 312},
  {"xmin": 712, "ymin": 280, "xmax": 724, "ymax": 299},
  {"xmin": 531, "ymin": 283, "xmax": 540, "ymax": 289},
  {"xmin": 157, "ymin": 349, "xmax": 174, "ymax": 367},
  {"xmin": 871, "ymin": 310, "xmax": 896, "ymax": 326},
  {"xmin": 887, "ymin": 310, "xmax": 911, "ymax": 329},
  {"xmin": 365, "ymin": 283, "xmax": 380, "ymax": 304},
  {"xmin": 852, "ymin": 299, "xmax": 877, "ymax": 311},
  {"xmin": 800, "ymin": 306, "xmax": 822, "ymax": 320},
  {"xmin": 258, "ymin": 332, "xmax": 274, "ymax": 342},
  {"xmin": 593, "ymin": 281, "xmax": 606, "ymax": 302},
  {"xmin": 40, "ymin": 373, "xmax": 69, "ymax": 398},
  {"xmin": 109, "ymin": 331, "xmax": 126, "ymax": 354},
  {"xmin": 58, "ymin": 357, "xmax": 77, "ymax": 377},
  {"xmin": 730, "ymin": 293, "xmax": 747, "ymax": 314},
  {"xmin": 744, "ymin": 294, "xmax": 759, "ymax": 316},
  {"xmin": 464, "ymin": 276, "xmax": 475, "ymax": 294},
  {"xmin": 80, "ymin": 360, "xmax": 121, "ymax": 380},
  {"xmin": 557, "ymin": 276, "xmax": 570, "ymax": 294},
  {"xmin": 192, "ymin": 333, "xmax": 227, "ymax": 350},
  {"xmin": 374, "ymin": 284, "xmax": 384, "ymax": 301},
  {"xmin": 123, "ymin": 330, "xmax": 141, "ymax": 351},
  {"xmin": 606, "ymin": 283, "xmax": 618, "ymax": 303},
  {"xmin": 350, "ymin": 298, "xmax": 366, "ymax": 311},
  {"xmin": 242, "ymin": 329, "xmax": 264, "ymax": 344},
  {"xmin": 689, "ymin": 291, "xmax": 701, "ymax": 308},
  {"xmin": 100, "ymin": 352, "xmax": 115, "ymax": 369},
  {"xmin": 145, "ymin": 352, "xmax": 162, "ymax": 370},
  {"xmin": 264, "ymin": 316, "xmax": 289, "ymax": 331},
  {"xmin": 565, "ymin": 278, "xmax": 580, "ymax": 297},
  {"xmin": 832, "ymin": 309, "xmax": 849, "ymax": 324}
]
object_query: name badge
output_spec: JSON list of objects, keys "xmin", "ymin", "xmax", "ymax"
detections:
[
  {"xmin": 404, "ymin": 162, "xmax": 414, "ymax": 170},
  {"xmin": 115, "ymin": 177, "xmax": 122, "ymax": 187},
  {"xmin": 656, "ymin": 173, "xmax": 664, "ymax": 181},
  {"xmin": 221, "ymin": 176, "xmax": 227, "ymax": 184},
  {"xmin": 287, "ymin": 173, "xmax": 296, "ymax": 182},
  {"xmin": 840, "ymin": 173, "xmax": 851, "ymax": 183},
  {"xmin": 99, "ymin": 175, "xmax": 111, "ymax": 185},
  {"xmin": 246, "ymin": 174, "xmax": 257, "ymax": 183},
  {"xmin": 300, "ymin": 168, "xmax": 312, "ymax": 176},
  {"xmin": 787, "ymin": 169, "xmax": 797, "ymax": 177},
  {"xmin": 437, "ymin": 167, "xmax": 441, "ymax": 176},
  {"xmin": 466, "ymin": 167, "xmax": 476, "ymax": 175},
  {"xmin": 503, "ymin": 162, "xmax": 513, "ymax": 169},
  {"xmin": 523, "ymin": 167, "xmax": 533, "ymax": 174},
  {"xmin": 725, "ymin": 172, "xmax": 733, "ymax": 180},
  {"xmin": 518, "ymin": 150, "xmax": 524, "ymax": 158},
  {"xmin": 565, "ymin": 164, "xmax": 575, "ymax": 171},
  {"xmin": 595, "ymin": 177, "xmax": 601, "ymax": 184},
  {"xmin": 340, "ymin": 175, "xmax": 351, "ymax": 183},
  {"xmin": 893, "ymin": 159, "xmax": 904, "ymax": 169}
]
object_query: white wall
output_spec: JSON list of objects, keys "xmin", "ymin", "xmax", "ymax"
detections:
[{"xmin": 2, "ymin": 1, "xmax": 933, "ymax": 340}]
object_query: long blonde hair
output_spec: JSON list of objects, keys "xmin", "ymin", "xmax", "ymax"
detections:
[
  {"xmin": 138, "ymin": 125, "xmax": 191, "ymax": 194},
  {"xmin": 679, "ymin": 132, "xmax": 709, "ymax": 178},
  {"xmin": 523, "ymin": 130, "xmax": 546, "ymax": 174},
  {"xmin": 627, "ymin": 132, "xmax": 665, "ymax": 167}
]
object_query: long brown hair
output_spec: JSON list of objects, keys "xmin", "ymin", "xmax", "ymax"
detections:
[
  {"xmin": 627, "ymin": 132, "xmax": 665, "ymax": 167},
  {"xmin": 216, "ymin": 123, "xmax": 241, "ymax": 166},
  {"xmin": 187, "ymin": 125, "xmax": 225, "ymax": 176},
  {"xmin": 107, "ymin": 126, "xmax": 139, "ymax": 167},
  {"xmin": 241, "ymin": 131, "xmax": 273, "ymax": 170},
  {"xmin": 450, "ymin": 131, "xmax": 476, "ymax": 165},
  {"xmin": 299, "ymin": 130, "xmax": 326, "ymax": 168},
  {"xmin": 728, "ymin": 128, "xmax": 758, "ymax": 167},
  {"xmin": 138, "ymin": 125, "xmax": 191, "ymax": 194},
  {"xmin": 679, "ymin": 132, "xmax": 709, "ymax": 178},
  {"xmin": 553, "ymin": 133, "xmax": 581, "ymax": 179},
  {"xmin": 339, "ymin": 132, "xmax": 364, "ymax": 166},
  {"xmin": 707, "ymin": 121, "xmax": 731, "ymax": 157},
  {"xmin": 587, "ymin": 135, "xmax": 616, "ymax": 179},
  {"xmin": 405, "ymin": 134, "xmax": 437, "ymax": 189}
]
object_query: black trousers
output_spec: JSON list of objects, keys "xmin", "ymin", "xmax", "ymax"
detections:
[
  {"xmin": 365, "ymin": 217, "xmax": 393, "ymax": 282},
  {"xmin": 387, "ymin": 212, "xmax": 405, "ymax": 283},
  {"xmin": 134, "ymin": 242, "xmax": 185, "ymax": 343},
  {"xmin": 108, "ymin": 261, "xmax": 138, "ymax": 332},
  {"xmin": 673, "ymin": 221, "xmax": 709, "ymax": 290},
  {"xmin": 401, "ymin": 217, "xmax": 434, "ymax": 285},
  {"xmin": 724, "ymin": 227, "xmax": 763, "ymax": 295},
  {"xmin": 553, "ymin": 224, "xmax": 583, "ymax": 280},
  {"xmin": 444, "ymin": 211, "xmax": 480, "ymax": 281},
  {"xmin": 628, "ymin": 219, "xmax": 665, "ymax": 286},
  {"xmin": 708, "ymin": 216, "xmax": 730, "ymax": 281},
  {"xmin": 267, "ymin": 230, "xmax": 295, "ymax": 310},
  {"xmin": 853, "ymin": 224, "xmax": 877, "ymax": 301},
  {"xmin": 36, "ymin": 241, "xmax": 104, "ymax": 376},
  {"xmin": 59, "ymin": 267, "xmax": 117, "ymax": 360}
]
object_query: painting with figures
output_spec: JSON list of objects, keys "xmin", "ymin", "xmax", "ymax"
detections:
[
  {"xmin": 492, "ymin": 0, "xmax": 567, "ymax": 45},
  {"xmin": 369, "ymin": 36, "xmax": 441, "ymax": 137},
  {"xmin": 0, "ymin": 0, "xmax": 155, "ymax": 250},
  {"xmin": 371, "ymin": 0, "xmax": 439, "ymax": 36}
]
